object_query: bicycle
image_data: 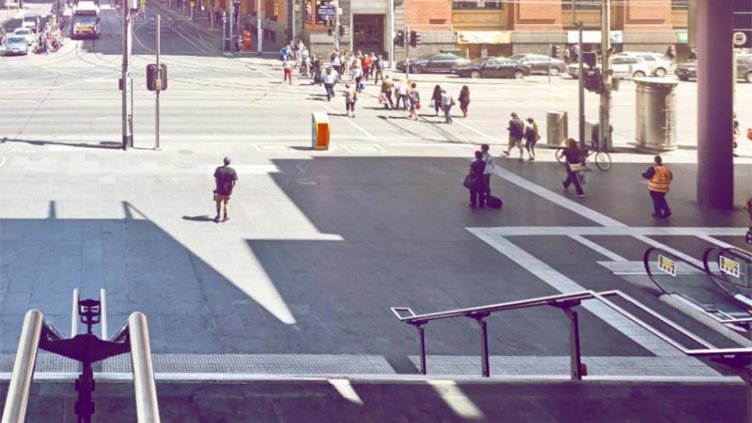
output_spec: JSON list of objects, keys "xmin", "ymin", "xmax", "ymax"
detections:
[{"xmin": 555, "ymin": 139, "xmax": 612, "ymax": 171}]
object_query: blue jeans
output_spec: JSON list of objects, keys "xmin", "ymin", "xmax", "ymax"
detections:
[{"xmin": 443, "ymin": 105, "xmax": 453, "ymax": 123}]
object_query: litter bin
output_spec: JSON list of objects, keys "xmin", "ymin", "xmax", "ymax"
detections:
[
  {"xmin": 634, "ymin": 78, "xmax": 678, "ymax": 152},
  {"xmin": 311, "ymin": 112, "xmax": 330, "ymax": 150},
  {"xmin": 546, "ymin": 111, "xmax": 568, "ymax": 147}
]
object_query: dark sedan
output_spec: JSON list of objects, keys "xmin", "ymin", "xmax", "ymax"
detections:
[
  {"xmin": 676, "ymin": 54, "xmax": 752, "ymax": 82},
  {"xmin": 396, "ymin": 53, "xmax": 470, "ymax": 74},
  {"xmin": 509, "ymin": 54, "xmax": 567, "ymax": 76},
  {"xmin": 452, "ymin": 57, "xmax": 531, "ymax": 79}
]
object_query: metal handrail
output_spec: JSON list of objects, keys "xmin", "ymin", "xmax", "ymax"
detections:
[
  {"xmin": 642, "ymin": 246, "xmax": 726, "ymax": 296},
  {"xmin": 1, "ymin": 310, "xmax": 44, "ymax": 423},
  {"xmin": 391, "ymin": 289, "xmax": 752, "ymax": 380},
  {"xmin": 391, "ymin": 290, "xmax": 596, "ymax": 324},
  {"xmin": 128, "ymin": 312, "xmax": 161, "ymax": 423},
  {"xmin": 1, "ymin": 308, "xmax": 160, "ymax": 422},
  {"xmin": 702, "ymin": 246, "xmax": 752, "ymax": 291}
]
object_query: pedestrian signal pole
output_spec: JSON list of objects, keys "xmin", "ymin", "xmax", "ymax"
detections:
[
  {"xmin": 599, "ymin": 0, "xmax": 612, "ymax": 151},
  {"xmin": 578, "ymin": 22, "xmax": 585, "ymax": 153},
  {"xmin": 155, "ymin": 13, "xmax": 161, "ymax": 150},
  {"xmin": 121, "ymin": 0, "xmax": 135, "ymax": 150}
]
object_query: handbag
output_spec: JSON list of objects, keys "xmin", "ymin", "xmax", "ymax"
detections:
[
  {"xmin": 378, "ymin": 93, "xmax": 387, "ymax": 104},
  {"xmin": 747, "ymin": 128, "xmax": 752, "ymax": 141},
  {"xmin": 463, "ymin": 174, "xmax": 477, "ymax": 190},
  {"xmin": 569, "ymin": 163, "xmax": 583, "ymax": 172},
  {"xmin": 416, "ymin": 102, "xmax": 421, "ymax": 110}
]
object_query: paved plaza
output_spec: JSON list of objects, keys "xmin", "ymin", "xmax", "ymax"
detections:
[{"xmin": 1, "ymin": 1, "xmax": 752, "ymax": 421}]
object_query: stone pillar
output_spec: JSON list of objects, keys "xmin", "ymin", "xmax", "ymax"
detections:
[{"xmin": 696, "ymin": 0, "xmax": 734, "ymax": 209}]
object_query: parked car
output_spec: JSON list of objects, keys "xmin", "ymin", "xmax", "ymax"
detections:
[
  {"xmin": 508, "ymin": 54, "xmax": 567, "ymax": 76},
  {"xmin": 676, "ymin": 54, "xmax": 752, "ymax": 83},
  {"xmin": 452, "ymin": 57, "xmax": 531, "ymax": 79},
  {"xmin": 21, "ymin": 13, "xmax": 40, "ymax": 32},
  {"xmin": 12, "ymin": 28, "xmax": 35, "ymax": 46},
  {"xmin": 566, "ymin": 56, "xmax": 653, "ymax": 79},
  {"xmin": 613, "ymin": 52, "xmax": 673, "ymax": 77},
  {"xmin": 4, "ymin": 35, "xmax": 29, "ymax": 55},
  {"xmin": 396, "ymin": 53, "xmax": 470, "ymax": 74}
]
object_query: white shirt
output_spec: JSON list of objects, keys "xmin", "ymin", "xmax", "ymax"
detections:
[{"xmin": 482, "ymin": 153, "xmax": 495, "ymax": 175}]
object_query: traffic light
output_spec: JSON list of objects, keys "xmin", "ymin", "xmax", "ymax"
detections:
[
  {"xmin": 338, "ymin": 24, "xmax": 347, "ymax": 37},
  {"xmin": 584, "ymin": 70, "xmax": 602, "ymax": 94},
  {"xmin": 394, "ymin": 30, "xmax": 404, "ymax": 47},
  {"xmin": 551, "ymin": 45, "xmax": 559, "ymax": 59},
  {"xmin": 409, "ymin": 31, "xmax": 421, "ymax": 47},
  {"xmin": 583, "ymin": 51, "xmax": 597, "ymax": 68},
  {"xmin": 146, "ymin": 64, "xmax": 168, "ymax": 92}
]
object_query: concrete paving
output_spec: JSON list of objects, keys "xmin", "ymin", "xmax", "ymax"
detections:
[
  {"xmin": 1, "ymin": 379, "xmax": 749, "ymax": 423},
  {"xmin": 1, "ymin": 0, "xmax": 752, "ymax": 421}
]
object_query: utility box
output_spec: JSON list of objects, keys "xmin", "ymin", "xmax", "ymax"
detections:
[
  {"xmin": 635, "ymin": 78, "xmax": 679, "ymax": 152},
  {"xmin": 545, "ymin": 111, "xmax": 568, "ymax": 147},
  {"xmin": 311, "ymin": 112, "xmax": 330, "ymax": 150}
]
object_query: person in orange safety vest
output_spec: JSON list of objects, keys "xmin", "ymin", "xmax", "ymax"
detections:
[{"xmin": 642, "ymin": 155, "xmax": 673, "ymax": 219}]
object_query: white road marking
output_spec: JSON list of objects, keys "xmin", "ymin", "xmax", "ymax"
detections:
[
  {"xmin": 632, "ymin": 235, "xmax": 704, "ymax": 267},
  {"xmin": 455, "ymin": 119, "xmax": 496, "ymax": 141},
  {"xmin": 695, "ymin": 234, "xmax": 738, "ymax": 249},
  {"xmin": 471, "ymin": 226, "xmax": 747, "ymax": 237},
  {"xmin": 492, "ymin": 166, "xmax": 627, "ymax": 227},
  {"xmin": 0, "ymin": 157, "xmax": 5, "ymax": 168},
  {"xmin": 569, "ymin": 234, "xmax": 628, "ymax": 262},
  {"xmin": 469, "ymin": 228, "xmax": 700, "ymax": 357},
  {"xmin": 318, "ymin": 103, "xmax": 375, "ymax": 140}
]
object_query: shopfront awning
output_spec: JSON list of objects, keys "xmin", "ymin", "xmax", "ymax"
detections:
[
  {"xmin": 456, "ymin": 31, "xmax": 511, "ymax": 44},
  {"xmin": 567, "ymin": 30, "xmax": 623, "ymax": 44}
]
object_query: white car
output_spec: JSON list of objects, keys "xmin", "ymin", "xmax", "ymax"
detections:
[
  {"xmin": 21, "ymin": 14, "xmax": 39, "ymax": 32},
  {"xmin": 613, "ymin": 52, "xmax": 673, "ymax": 77},
  {"xmin": 12, "ymin": 28, "xmax": 35, "ymax": 46},
  {"xmin": 567, "ymin": 56, "xmax": 654, "ymax": 80},
  {"xmin": 4, "ymin": 35, "xmax": 29, "ymax": 55}
]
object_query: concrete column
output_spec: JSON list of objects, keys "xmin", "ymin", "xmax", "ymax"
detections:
[{"xmin": 696, "ymin": 0, "xmax": 734, "ymax": 209}]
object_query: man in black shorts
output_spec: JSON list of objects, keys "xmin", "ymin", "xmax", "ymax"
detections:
[{"xmin": 214, "ymin": 156, "xmax": 238, "ymax": 223}]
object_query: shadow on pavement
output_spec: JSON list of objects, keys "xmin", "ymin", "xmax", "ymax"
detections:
[{"xmin": 0, "ymin": 137, "xmax": 121, "ymax": 150}]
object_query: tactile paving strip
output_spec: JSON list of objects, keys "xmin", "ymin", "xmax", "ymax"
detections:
[
  {"xmin": 0, "ymin": 354, "xmax": 395, "ymax": 376},
  {"xmin": 408, "ymin": 355, "xmax": 722, "ymax": 377}
]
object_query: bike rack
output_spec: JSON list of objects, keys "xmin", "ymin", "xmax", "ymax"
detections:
[{"xmin": 1, "ymin": 290, "xmax": 160, "ymax": 423}]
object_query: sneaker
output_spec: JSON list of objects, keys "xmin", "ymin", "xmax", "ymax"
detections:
[
  {"xmin": 503, "ymin": 151, "xmax": 510, "ymax": 156},
  {"xmin": 223, "ymin": 216, "xmax": 230, "ymax": 222},
  {"xmin": 562, "ymin": 182, "xmax": 568, "ymax": 192},
  {"xmin": 214, "ymin": 215, "xmax": 220, "ymax": 223},
  {"xmin": 528, "ymin": 157, "xmax": 535, "ymax": 161},
  {"xmin": 577, "ymin": 194, "xmax": 585, "ymax": 198}
]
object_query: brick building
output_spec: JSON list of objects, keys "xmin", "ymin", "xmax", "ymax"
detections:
[{"xmin": 234, "ymin": 0, "xmax": 691, "ymax": 60}]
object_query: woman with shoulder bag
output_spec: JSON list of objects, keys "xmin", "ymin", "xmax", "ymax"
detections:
[
  {"xmin": 467, "ymin": 150, "xmax": 486, "ymax": 208},
  {"xmin": 561, "ymin": 138, "xmax": 585, "ymax": 198}
]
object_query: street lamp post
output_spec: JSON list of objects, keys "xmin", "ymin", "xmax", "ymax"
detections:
[{"xmin": 599, "ymin": 0, "xmax": 612, "ymax": 151}]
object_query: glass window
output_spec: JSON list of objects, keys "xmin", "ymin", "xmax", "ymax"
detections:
[
  {"xmin": 671, "ymin": 0, "xmax": 689, "ymax": 9},
  {"xmin": 452, "ymin": 0, "xmax": 502, "ymax": 10},
  {"xmin": 563, "ymin": 0, "xmax": 601, "ymax": 10}
]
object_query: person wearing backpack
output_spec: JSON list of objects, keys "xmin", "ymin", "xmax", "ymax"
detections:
[
  {"xmin": 503, "ymin": 113, "xmax": 525, "ymax": 161},
  {"xmin": 642, "ymin": 155, "xmax": 673, "ymax": 218}
]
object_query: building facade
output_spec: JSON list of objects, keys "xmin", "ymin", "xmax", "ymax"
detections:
[{"xmin": 233, "ymin": 0, "xmax": 691, "ymax": 61}]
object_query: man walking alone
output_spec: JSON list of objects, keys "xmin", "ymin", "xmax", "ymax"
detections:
[
  {"xmin": 214, "ymin": 156, "xmax": 238, "ymax": 223},
  {"xmin": 641, "ymin": 155, "xmax": 673, "ymax": 218}
]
